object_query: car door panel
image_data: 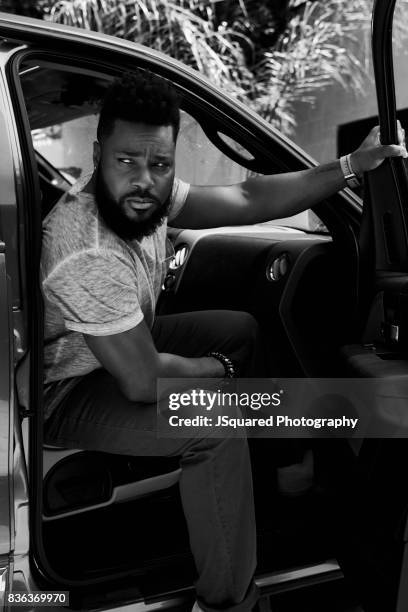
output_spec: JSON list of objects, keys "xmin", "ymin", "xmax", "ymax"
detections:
[
  {"xmin": 337, "ymin": 2, "xmax": 408, "ymax": 611},
  {"xmin": 159, "ymin": 229, "xmax": 356, "ymax": 377}
]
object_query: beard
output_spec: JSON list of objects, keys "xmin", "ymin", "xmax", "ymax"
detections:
[{"xmin": 94, "ymin": 166, "xmax": 172, "ymax": 241}]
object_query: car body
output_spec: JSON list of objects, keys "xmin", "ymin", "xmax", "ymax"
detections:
[{"xmin": 1, "ymin": 0, "xmax": 408, "ymax": 610}]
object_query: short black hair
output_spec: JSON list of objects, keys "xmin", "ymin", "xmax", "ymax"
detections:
[{"xmin": 97, "ymin": 70, "xmax": 180, "ymax": 142}]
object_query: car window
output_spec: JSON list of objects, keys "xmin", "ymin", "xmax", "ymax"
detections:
[
  {"xmin": 33, "ymin": 116, "xmax": 97, "ymax": 184},
  {"xmin": 176, "ymin": 111, "xmax": 249, "ymax": 185},
  {"xmin": 19, "ymin": 60, "xmax": 326, "ymax": 233}
]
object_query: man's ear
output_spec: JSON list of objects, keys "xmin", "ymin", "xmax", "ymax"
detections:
[{"xmin": 93, "ymin": 141, "xmax": 101, "ymax": 168}]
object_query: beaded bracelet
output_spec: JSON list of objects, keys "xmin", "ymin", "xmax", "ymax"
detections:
[{"xmin": 207, "ymin": 351, "xmax": 236, "ymax": 378}]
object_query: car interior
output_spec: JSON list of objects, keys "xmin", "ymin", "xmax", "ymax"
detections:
[{"xmin": 11, "ymin": 42, "xmax": 408, "ymax": 611}]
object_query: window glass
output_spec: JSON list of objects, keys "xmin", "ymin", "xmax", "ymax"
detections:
[
  {"xmin": 33, "ymin": 115, "xmax": 97, "ymax": 184},
  {"xmin": 176, "ymin": 111, "xmax": 249, "ymax": 185}
]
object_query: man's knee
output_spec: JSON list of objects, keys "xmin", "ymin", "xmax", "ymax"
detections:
[
  {"xmin": 180, "ymin": 424, "xmax": 249, "ymax": 462},
  {"xmin": 223, "ymin": 311, "xmax": 260, "ymax": 345},
  {"xmin": 239, "ymin": 311, "xmax": 260, "ymax": 339},
  {"xmin": 222, "ymin": 311, "xmax": 261, "ymax": 375}
]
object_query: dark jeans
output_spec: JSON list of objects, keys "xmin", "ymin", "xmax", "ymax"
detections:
[{"xmin": 44, "ymin": 310, "xmax": 264, "ymax": 612}]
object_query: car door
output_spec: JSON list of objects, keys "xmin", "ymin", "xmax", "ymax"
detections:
[
  {"xmin": 0, "ymin": 9, "xmax": 366, "ymax": 609},
  {"xmin": 338, "ymin": 1, "xmax": 408, "ymax": 611}
]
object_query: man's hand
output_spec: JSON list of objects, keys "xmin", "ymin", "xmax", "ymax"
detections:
[{"xmin": 350, "ymin": 121, "xmax": 407, "ymax": 176}]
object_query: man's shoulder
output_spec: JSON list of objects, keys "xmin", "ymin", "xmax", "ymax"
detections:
[
  {"xmin": 41, "ymin": 190, "xmax": 123, "ymax": 279},
  {"xmin": 43, "ymin": 191, "xmax": 95, "ymax": 246}
]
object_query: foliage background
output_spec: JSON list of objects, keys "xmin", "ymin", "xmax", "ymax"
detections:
[{"xmin": 1, "ymin": 0, "xmax": 408, "ymax": 134}]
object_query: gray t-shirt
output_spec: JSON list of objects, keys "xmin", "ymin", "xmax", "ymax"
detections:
[{"xmin": 41, "ymin": 177, "xmax": 189, "ymax": 420}]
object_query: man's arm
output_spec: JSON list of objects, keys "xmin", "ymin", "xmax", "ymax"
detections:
[
  {"xmin": 43, "ymin": 250, "xmax": 225, "ymax": 404},
  {"xmin": 172, "ymin": 125, "xmax": 407, "ymax": 230},
  {"xmin": 84, "ymin": 320, "xmax": 224, "ymax": 403}
]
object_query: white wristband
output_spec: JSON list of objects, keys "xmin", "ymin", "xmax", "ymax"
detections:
[{"xmin": 339, "ymin": 154, "xmax": 361, "ymax": 189}]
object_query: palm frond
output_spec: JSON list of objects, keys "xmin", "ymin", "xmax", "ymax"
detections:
[
  {"xmin": 51, "ymin": 0, "xmax": 251, "ymax": 100},
  {"xmin": 248, "ymin": 0, "xmax": 372, "ymax": 131}
]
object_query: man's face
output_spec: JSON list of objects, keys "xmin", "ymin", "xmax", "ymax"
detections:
[{"xmin": 94, "ymin": 119, "xmax": 176, "ymax": 240}]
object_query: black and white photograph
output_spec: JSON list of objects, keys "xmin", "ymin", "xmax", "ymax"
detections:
[{"xmin": 1, "ymin": 1, "xmax": 408, "ymax": 611}]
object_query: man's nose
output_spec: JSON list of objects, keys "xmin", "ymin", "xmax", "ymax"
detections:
[{"xmin": 130, "ymin": 166, "xmax": 154, "ymax": 190}]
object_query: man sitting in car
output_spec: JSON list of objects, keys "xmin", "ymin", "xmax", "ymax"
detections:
[{"xmin": 41, "ymin": 70, "xmax": 407, "ymax": 612}]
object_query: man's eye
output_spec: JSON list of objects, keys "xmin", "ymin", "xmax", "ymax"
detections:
[
  {"xmin": 118, "ymin": 158, "xmax": 133, "ymax": 165},
  {"xmin": 154, "ymin": 162, "xmax": 170, "ymax": 169}
]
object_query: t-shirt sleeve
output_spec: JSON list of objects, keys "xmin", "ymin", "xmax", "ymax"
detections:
[
  {"xmin": 168, "ymin": 177, "xmax": 190, "ymax": 223},
  {"xmin": 42, "ymin": 249, "xmax": 144, "ymax": 336}
]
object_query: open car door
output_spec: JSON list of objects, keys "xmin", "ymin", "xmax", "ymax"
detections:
[{"xmin": 339, "ymin": 1, "xmax": 408, "ymax": 610}]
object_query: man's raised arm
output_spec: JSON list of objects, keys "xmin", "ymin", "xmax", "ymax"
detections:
[{"xmin": 172, "ymin": 125, "xmax": 407, "ymax": 230}]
